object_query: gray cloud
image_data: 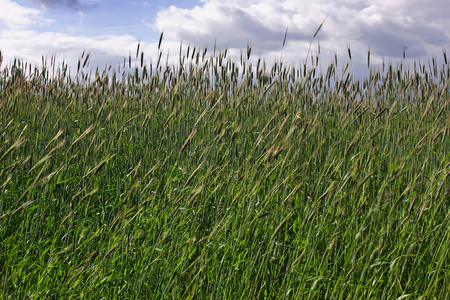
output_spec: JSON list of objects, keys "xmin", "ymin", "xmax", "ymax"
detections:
[
  {"xmin": 172, "ymin": 5, "xmax": 313, "ymax": 52},
  {"xmin": 30, "ymin": 0, "xmax": 96, "ymax": 11},
  {"xmin": 357, "ymin": 22, "xmax": 426, "ymax": 58}
]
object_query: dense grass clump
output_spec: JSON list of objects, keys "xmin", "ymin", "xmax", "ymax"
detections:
[{"xmin": 1, "ymin": 40, "xmax": 450, "ymax": 299}]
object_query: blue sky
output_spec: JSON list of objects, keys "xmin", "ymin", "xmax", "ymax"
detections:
[
  {"xmin": 17, "ymin": 0, "xmax": 199, "ymax": 39},
  {"xmin": 1, "ymin": 0, "xmax": 449, "ymax": 78}
]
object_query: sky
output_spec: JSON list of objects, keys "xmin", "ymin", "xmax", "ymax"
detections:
[{"xmin": 0, "ymin": 0, "xmax": 449, "ymax": 79}]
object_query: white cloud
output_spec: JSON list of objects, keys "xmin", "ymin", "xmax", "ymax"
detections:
[
  {"xmin": 0, "ymin": 28, "xmax": 161, "ymax": 75},
  {"xmin": 0, "ymin": 0, "xmax": 53, "ymax": 29}
]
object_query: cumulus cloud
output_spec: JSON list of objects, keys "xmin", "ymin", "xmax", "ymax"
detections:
[
  {"xmin": 154, "ymin": 0, "xmax": 450, "ymax": 74},
  {"xmin": 154, "ymin": 1, "xmax": 325, "ymax": 51}
]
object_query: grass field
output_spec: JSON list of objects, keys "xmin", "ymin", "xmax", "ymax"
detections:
[{"xmin": 1, "ymin": 40, "xmax": 450, "ymax": 298}]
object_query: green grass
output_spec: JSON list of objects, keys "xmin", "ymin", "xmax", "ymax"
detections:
[{"xmin": 0, "ymin": 41, "xmax": 450, "ymax": 299}]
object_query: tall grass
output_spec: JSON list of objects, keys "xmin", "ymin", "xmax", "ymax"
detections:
[{"xmin": 0, "ymin": 36, "xmax": 449, "ymax": 298}]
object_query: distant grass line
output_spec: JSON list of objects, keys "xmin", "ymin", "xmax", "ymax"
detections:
[{"xmin": 0, "ymin": 43, "xmax": 450, "ymax": 299}]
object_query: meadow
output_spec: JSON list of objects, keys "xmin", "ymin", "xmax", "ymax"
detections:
[{"xmin": 1, "ymin": 37, "xmax": 450, "ymax": 298}]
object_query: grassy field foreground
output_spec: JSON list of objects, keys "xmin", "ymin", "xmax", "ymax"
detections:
[{"xmin": 1, "ymin": 45, "xmax": 450, "ymax": 298}]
